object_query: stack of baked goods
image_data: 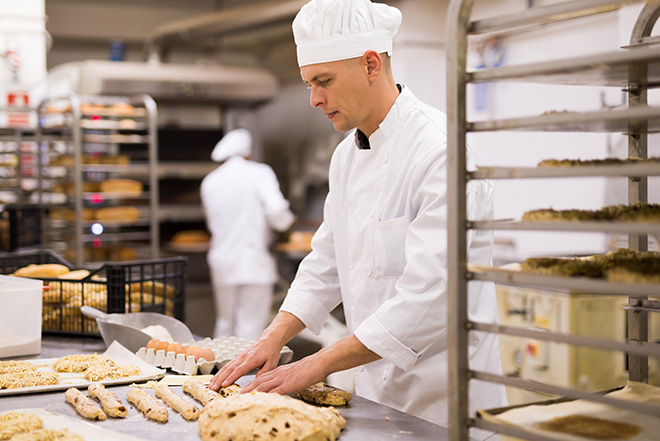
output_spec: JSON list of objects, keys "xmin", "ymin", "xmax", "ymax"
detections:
[
  {"xmin": 170, "ymin": 230, "xmax": 211, "ymax": 251},
  {"xmin": 100, "ymin": 179, "xmax": 143, "ymax": 196},
  {"xmin": 521, "ymin": 248, "xmax": 660, "ymax": 283},
  {"xmin": 523, "ymin": 202, "xmax": 660, "ymax": 222},
  {"xmin": 10, "ymin": 263, "xmax": 177, "ymax": 334},
  {"xmin": 538, "ymin": 157, "xmax": 660, "ymax": 167}
]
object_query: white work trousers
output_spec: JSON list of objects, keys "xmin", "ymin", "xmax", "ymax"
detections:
[{"xmin": 212, "ymin": 284, "xmax": 273, "ymax": 340}]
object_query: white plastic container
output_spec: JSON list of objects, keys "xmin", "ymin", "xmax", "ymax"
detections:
[{"xmin": 0, "ymin": 275, "xmax": 42, "ymax": 358}]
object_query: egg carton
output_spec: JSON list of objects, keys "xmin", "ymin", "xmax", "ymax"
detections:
[{"xmin": 135, "ymin": 336, "xmax": 294, "ymax": 375}]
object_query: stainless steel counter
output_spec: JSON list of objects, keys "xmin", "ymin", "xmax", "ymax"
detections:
[{"xmin": 1, "ymin": 336, "xmax": 449, "ymax": 441}]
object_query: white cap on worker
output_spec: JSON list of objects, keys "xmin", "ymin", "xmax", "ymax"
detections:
[
  {"xmin": 211, "ymin": 128, "xmax": 252, "ymax": 162},
  {"xmin": 292, "ymin": 0, "xmax": 402, "ymax": 67}
]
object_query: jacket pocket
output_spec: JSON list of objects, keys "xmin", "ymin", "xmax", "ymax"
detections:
[{"xmin": 374, "ymin": 216, "xmax": 408, "ymax": 279}]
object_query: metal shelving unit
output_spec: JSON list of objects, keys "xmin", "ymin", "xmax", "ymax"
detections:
[
  {"xmin": 37, "ymin": 94, "xmax": 159, "ymax": 266},
  {"xmin": 446, "ymin": 1, "xmax": 660, "ymax": 439},
  {"xmin": 0, "ymin": 108, "xmax": 39, "ymax": 204}
]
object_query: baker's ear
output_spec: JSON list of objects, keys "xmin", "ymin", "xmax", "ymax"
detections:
[{"xmin": 363, "ymin": 50, "xmax": 382, "ymax": 79}]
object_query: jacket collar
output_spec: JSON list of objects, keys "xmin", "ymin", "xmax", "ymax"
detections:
[{"xmin": 354, "ymin": 84, "xmax": 413, "ymax": 151}]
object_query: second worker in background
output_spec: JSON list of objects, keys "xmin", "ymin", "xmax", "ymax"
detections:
[{"xmin": 201, "ymin": 128, "xmax": 295, "ymax": 341}]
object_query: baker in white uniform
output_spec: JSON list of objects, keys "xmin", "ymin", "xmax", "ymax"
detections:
[
  {"xmin": 201, "ymin": 128, "xmax": 295, "ymax": 340},
  {"xmin": 210, "ymin": 1, "xmax": 507, "ymax": 438}
]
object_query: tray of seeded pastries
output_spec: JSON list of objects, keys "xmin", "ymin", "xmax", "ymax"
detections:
[{"xmin": 0, "ymin": 341, "xmax": 164, "ymax": 396}]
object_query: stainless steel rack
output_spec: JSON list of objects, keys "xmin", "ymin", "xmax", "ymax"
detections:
[
  {"xmin": 446, "ymin": 1, "xmax": 660, "ymax": 439},
  {"xmin": 0, "ymin": 108, "xmax": 39, "ymax": 204},
  {"xmin": 37, "ymin": 94, "xmax": 159, "ymax": 266}
]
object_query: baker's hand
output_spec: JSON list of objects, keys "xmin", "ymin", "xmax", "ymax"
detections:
[
  {"xmin": 242, "ymin": 354, "xmax": 326, "ymax": 395},
  {"xmin": 208, "ymin": 339, "xmax": 281, "ymax": 392}
]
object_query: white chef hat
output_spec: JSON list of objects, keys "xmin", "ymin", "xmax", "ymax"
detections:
[
  {"xmin": 211, "ymin": 128, "xmax": 252, "ymax": 162},
  {"xmin": 292, "ymin": 0, "xmax": 402, "ymax": 67}
]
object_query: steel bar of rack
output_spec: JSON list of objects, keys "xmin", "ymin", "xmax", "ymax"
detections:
[
  {"xmin": 468, "ymin": 45, "xmax": 660, "ymax": 86},
  {"xmin": 626, "ymin": 1, "xmax": 656, "ymax": 382},
  {"xmin": 472, "ymin": 372, "xmax": 660, "ymax": 417},
  {"xmin": 470, "ymin": 163, "xmax": 660, "ymax": 179},
  {"xmin": 469, "ymin": 105, "xmax": 660, "ymax": 132},
  {"xmin": 142, "ymin": 94, "xmax": 159, "ymax": 260},
  {"xmin": 469, "ymin": 267, "xmax": 660, "ymax": 296},
  {"xmin": 472, "ymin": 322, "xmax": 660, "ymax": 359},
  {"xmin": 446, "ymin": 0, "xmax": 472, "ymax": 439},
  {"xmin": 469, "ymin": 0, "xmax": 653, "ymax": 35},
  {"xmin": 469, "ymin": 219, "xmax": 660, "ymax": 234},
  {"xmin": 473, "ymin": 419, "xmax": 578, "ymax": 441}
]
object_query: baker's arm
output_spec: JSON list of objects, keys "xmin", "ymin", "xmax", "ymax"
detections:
[
  {"xmin": 242, "ymin": 334, "xmax": 380, "ymax": 395},
  {"xmin": 209, "ymin": 311, "xmax": 305, "ymax": 391}
]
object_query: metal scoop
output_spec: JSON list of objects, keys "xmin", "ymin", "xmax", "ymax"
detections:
[{"xmin": 81, "ymin": 306, "xmax": 195, "ymax": 352}]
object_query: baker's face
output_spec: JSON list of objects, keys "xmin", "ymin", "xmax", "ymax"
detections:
[{"xmin": 301, "ymin": 58, "xmax": 370, "ymax": 133}]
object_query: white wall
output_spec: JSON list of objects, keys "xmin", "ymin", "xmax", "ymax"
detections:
[
  {"xmin": 463, "ymin": 6, "xmax": 649, "ymax": 259},
  {"xmin": 390, "ymin": 0, "xmax": 448, "ymax": 111},
  {"xmin": 0, "ymin": 0, "xmax": 47, "ymax": 126}
]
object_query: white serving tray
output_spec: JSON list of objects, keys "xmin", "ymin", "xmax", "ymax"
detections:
[
  {"xmin": 0, "ymin": 341, "xmax": 165, "ymax": 396},
  {"xmin": 1, "ymin": 408, "xmax": 149, "ymax": 441}
]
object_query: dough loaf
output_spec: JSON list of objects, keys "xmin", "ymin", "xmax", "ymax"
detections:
[
  {"xmin": 13, "ymin": 264, "xmax": 69, "ymax": 278},
  {"xmin": 95, "ymin": 206, "xmax": 140, "ymax": 222},
  {"xmin": 171, "ymin": 230, "xmax": 210, "ymax": 244},
  {"xmin": 0, "ymin": 411, "xmax": 42, "ymax": 440},
  {"xmin": 155, "ymin": 382, "xmax": 200, "ymax": 421},
  {"xmin": 127, "ymin": 388, "xmax": 168, "ymax": 423},
  {"xmin": 88, "ymin": 382, "xmax": 127, "ymax": 418},
  {"xmin": 182, "ymin": 379, "xmax": 222, "ymax": 406},
  {"xmin": 65, "ymin": 387, "xmax": 107, "ymax": 421},
  {"xmin": 100, "ymin": 179, "xmax": 143, "ymax": 195},
  {"xmin": 295, "ymin": 382, "xmax": 352, "ymax": 406},
  {"xmin": 198, "ymin": 392, "xmax": 345, "ymax": 441}
]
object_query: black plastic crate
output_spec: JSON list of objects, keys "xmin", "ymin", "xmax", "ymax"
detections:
[
  {"xmin": 0, "ymin": 250, "xmax": 187, "ymax": 337},
  {"xmin": 0, "ymin": 204, "xmax": 42, "ymax": 251}
]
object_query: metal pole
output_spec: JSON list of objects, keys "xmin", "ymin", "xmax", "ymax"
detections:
[
  {"xmin": 70, "ymin": 95, "xmax": 83, "ymax": 266},
  {"xmin": 141, "ymin": 95, "xmax": 160, "ymax": 259},
  {"xmin": 446, "ymin": 1, "xmax": 474, "ymax": 439},
  {"xmin": 625, "ymin": 0, "xmax": 660, "ymax": 385}
]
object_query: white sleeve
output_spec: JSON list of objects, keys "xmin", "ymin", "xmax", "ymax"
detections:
[{"xmin": 258, "ymin": 166, "xmax": 295, "ymax": 232}]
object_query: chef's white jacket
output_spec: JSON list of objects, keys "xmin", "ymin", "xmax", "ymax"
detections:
[
  {"xmin": 201, "ymin": 156, "xmax": 294, "ymax": 286},
  {"xmin": 280, "ymin": 86, "xmax": 507, "ymax": 438}
]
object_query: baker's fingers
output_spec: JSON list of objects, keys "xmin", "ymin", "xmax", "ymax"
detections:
[
  {"xmin": 210, "ymin": 352, "xmax": 259, "ymax": 391},
  {"xmin": 243, "ymin": 372, "xmax": 279, "ymax": 393},
  {"xmin": 254, "ymin": 355, "xmax": 279, "ymax": 378}
]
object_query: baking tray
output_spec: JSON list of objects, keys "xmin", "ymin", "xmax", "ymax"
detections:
[
  {"xmin": 0, "ymin": 341, "xmax": 165, "ymax": 397},
  {"xmin": 1, "ymin": 408, "xmax": 148, "ymax": 441},
  {"xmin": 477, "ymin": 382, "xmax": 660, "ymax": 441}
]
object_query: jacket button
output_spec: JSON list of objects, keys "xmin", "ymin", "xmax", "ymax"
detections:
[
  {"xmin": 362, "ymin": 267, "xmax": 372, "ymax": 276},
  {"xmin": 357, "ymin": 366, "xmax": 364, "ymax": 372},
  {"xmin": 380, "ymin": 154, "xmax": 388, "ymax": 164},
  {"xmin": 348, "ymin": 259, "xmax": 354, "ymax": 269}
]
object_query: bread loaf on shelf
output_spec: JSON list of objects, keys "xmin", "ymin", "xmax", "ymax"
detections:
[{"xmin": 100, "ymin": 179, "xmax": 143, "ymax": 195}]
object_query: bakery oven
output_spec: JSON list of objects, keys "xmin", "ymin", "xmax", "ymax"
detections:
[{"xmin": 496, "ymin": 284, "xmax": 635, "ymax": 406}]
